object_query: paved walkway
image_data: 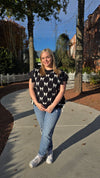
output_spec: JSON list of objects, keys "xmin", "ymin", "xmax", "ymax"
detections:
[{"xmin": 0, "ymin": 89, "xmax": 100, "ymax": 178}]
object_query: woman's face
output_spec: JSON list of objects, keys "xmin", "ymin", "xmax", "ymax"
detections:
[{"xmin": 41, "ymin": 51, "xmax": 53, "ymax": 70}]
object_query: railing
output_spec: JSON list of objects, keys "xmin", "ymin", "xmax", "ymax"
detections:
[
  {"xmin": 0, "ymin": 72, "xmax": 99, "ymax": 86},
  {"xmin": 0, "ymin": 73, "xmax": 29, "ymax": 86},
  {"xmin": 66, "ymin": 72, "xmax": 99, "ymax": 90},
  {"xmin": 68, "ymin": 71, "xmax": 98, "ymax": 82}
]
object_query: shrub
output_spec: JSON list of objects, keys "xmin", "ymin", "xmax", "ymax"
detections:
[
  {"xmin": 90, "ymin": 74, "xmax": 100, "ymax": 84},
  {"xmin": 0, "ymin": 47, "xmax": 15, "ymax": 74},
  {"xmin": 82, "ymin": 67, "xmax": 92, "ymax": 74}
]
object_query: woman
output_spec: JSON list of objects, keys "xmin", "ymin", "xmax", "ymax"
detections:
[{"xmin": 29, "ymin": 48, "xmax": 68, "ymax": 168}]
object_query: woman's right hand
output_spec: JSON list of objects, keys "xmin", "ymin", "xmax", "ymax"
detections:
[{"xmin": 36, "ymin": 103, "xmax": 46, "ymax": 111}]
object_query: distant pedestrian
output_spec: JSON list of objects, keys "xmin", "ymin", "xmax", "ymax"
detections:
[{"xmin": 29, "ymin": 48, "xmax": 68, "ymax": 168}]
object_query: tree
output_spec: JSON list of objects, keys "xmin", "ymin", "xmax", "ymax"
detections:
[
  {"xmin": 74, "ymin": 0, "xmax": 85, "ymax": 93},
  {"xmin": 56, "ymin": 33, "xmax": 69, "ymax": 51},
  {"xmin": 0, "ymin": 0, "xmax": 69, "ymax": 71},
  {"xmin": 55, "ymin": 33, "xmax": 69, "ymax": 67},
  {"xmin": 55, "ymin": 33, "xmax": 75, "ymax": 72}
]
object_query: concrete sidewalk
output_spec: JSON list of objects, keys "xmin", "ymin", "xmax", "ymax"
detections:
[{"xmin": 0, "ymin": 89, "xmax": 100, "ymax": 178}]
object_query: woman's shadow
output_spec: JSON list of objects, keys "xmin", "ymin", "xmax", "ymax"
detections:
[{"xmin": 53, "ymin": 115, "xmax": 100, "ymax": 161}]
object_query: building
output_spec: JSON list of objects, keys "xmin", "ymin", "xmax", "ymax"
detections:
[
  {"xmin": 69, "ymin": 34, "xmax": 76, "ymax": 59},
  {"xmin": 69, "ymin": 5, "xmax": 100, "ymax": 72},
  {"xmin": 84, "ymin": 5, "xmax": 100, "ymax": 71}
]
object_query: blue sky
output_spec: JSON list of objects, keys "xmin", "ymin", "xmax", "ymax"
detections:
[{"xmin": 18, "ymin": 0, "xmax": 100, "ymax": 51}]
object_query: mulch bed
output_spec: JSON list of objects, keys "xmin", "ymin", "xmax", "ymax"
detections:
[
  {"xmin": 0, "ymin": 81, "xmax": 100, "ymax": 155},
  {"xmin": 65, "ymin": 82, "xmax": 100, "ymax": 111}
]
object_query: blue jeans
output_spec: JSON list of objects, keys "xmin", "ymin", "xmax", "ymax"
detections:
[{"xmin": 34, "ymin": 105, "xmax": 61, "ymax": 156}]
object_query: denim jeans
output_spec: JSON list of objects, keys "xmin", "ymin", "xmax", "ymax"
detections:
[{"xmin": 34, "ymin": 105, "xmax": 61, "ymax": 156}]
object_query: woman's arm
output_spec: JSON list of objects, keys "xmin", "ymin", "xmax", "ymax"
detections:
[
  {"xmin": 45, "ymin": 81, "xmax": 66, "ymax": 113},
  {"xmin": 29, "ymin": 78, "xmax": 45, "ymax": 111}
]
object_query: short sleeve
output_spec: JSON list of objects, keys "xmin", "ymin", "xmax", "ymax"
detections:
[
  {"xmin": 29, "ymin": 69, "xmax": 36, "ymax": 82},
  {"xmin": 59, "ymin": 71, "xmax": 68, "ymax": 84}
]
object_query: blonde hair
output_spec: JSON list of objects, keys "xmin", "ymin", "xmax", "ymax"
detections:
[{"xmin": 39, "ymin": 48, "xmax": 61, "ymax": 76}]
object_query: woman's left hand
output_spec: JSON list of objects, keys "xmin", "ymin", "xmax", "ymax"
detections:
[{"xmin": 45, "ymin": 105, "xmax": 54, "ymax": 113}]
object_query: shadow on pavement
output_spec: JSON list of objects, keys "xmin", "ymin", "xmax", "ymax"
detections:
[
  {"xmin": 0, "ymin": 132, "xmax": 24, "ymax": 178},
  {"xmin": 14, "ymin": 109, "xmax": 34, "ymax": 120},
  {"xmin": 54, "ymin": 115, "xmax": 100, "ymax": 161}
]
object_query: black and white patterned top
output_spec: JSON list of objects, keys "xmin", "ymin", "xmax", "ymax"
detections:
[{"xmin": 29, "ymin": 68, "xmax": 68, "ymax": 108}]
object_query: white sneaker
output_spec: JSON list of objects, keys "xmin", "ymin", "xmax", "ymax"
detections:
[
  {"xmin": 29, "ymin": 154, "xmax": 43, "ymax": 168},
  {"xmin": 46, "ymin": 151, "xmax": 53, "ymax": 164}
]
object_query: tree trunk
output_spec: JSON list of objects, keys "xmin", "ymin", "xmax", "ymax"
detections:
[
  {"xmin": 74, "ymin": 0, "xmax": 85, "ymax": 93},
  {"xmin": 27, "ymin": 13, "xmax": 34, "ymax": 72}
]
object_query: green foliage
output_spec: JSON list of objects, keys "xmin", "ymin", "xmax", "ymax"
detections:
[
  {"xmin": 36, "ymin": 58, "xmax": 40, "ymax": 63},
  {"xmin": 56, "ymin": 33, "xmax": 69, "ymax": 51},
  {"xmin": 90, "ymin": 74, "xmax": 100, "ymax": 85},
  {"xmin": 0, "ymin": 47, "xmax": 15, "ymax": 74},
  {"xmin": 62, "ymin": 56, "xmax": 75, "ymax": 72},
  {"xmin": 0, "ymin": 0, "xmax": 69, "ymax": 21},
  {"xmin": 98, "ymin": 70, "xmax": 100, "ymax": 75},
  {"xmin": 55, "ymin": 33, "xmax": 69, "ymax": 67},
  {"xmin": 0, "ymin": 47, "xmax": 29, "ymax": 74},
  {"xmin": 90, "ymin": 78, "xmax": 98, "ymax": 85},
  {"xmin": 55, "ymin": 33, "xmax": 75, "ymax": 72},
  {"xmin": 82, "ymin": 67, "xmax": 92, "ymax": 74},
  {"xmin": 59, "ymin": 66, "xmax": 68, "ymax": 73},
  {"xmin": 56, "ymin": 52, "xmax": 75, "ymax": 72}
]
